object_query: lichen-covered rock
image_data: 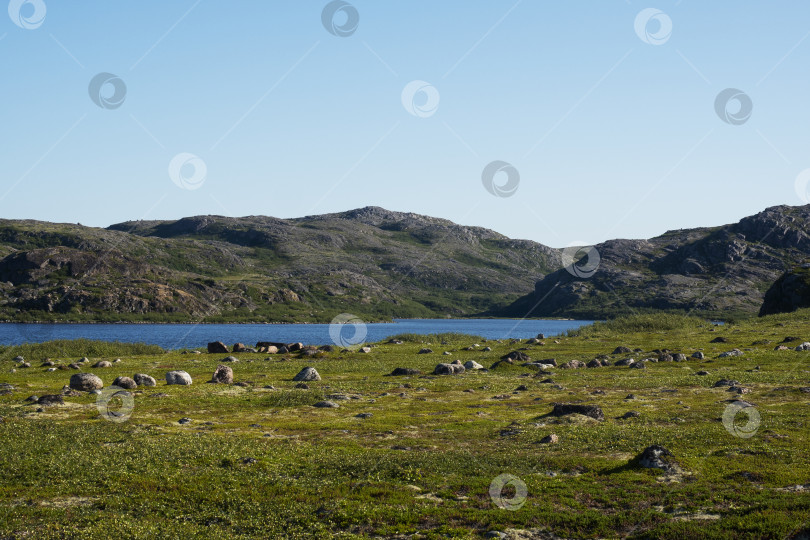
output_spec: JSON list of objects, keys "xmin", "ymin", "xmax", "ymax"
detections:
[
  {"xmin": 112, "ymin": 376, "xmax": 137, "ymax": 389},
  {"xmin": 293, "ymin": 367, "xmax": 320, "ymax": 382},
  {"xmin": 165, "ymin": 371, "xmax": 192, "ymax": 385},
  {"xmin": 133, "ymin": 374, "xmax": 156, "ymax": 387},
  {"xmin": 69, "ymin": 373, "xmax": 103, "ymax": 392},
  {"xmin": 211, "ymin": 365, "xmax": 233, "ymax": 384}
]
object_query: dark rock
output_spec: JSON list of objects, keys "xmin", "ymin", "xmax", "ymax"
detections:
[
  {"xmin": 37, "ymin": 394, "xmax": 64, "ymax": 406},
  {"xmin": 433, "ymin": 363, "xmax": 465, "ymax": 375},
  {"xmin": 232, "ymin": 343, "xmax": 247, "ymax": 352},
  {"xmin": 356, "ymin": 413, "xmax": 373, "ymax": 419},
  {"xmin": 713, "ymin": 379, "xmax": 740, "ymax": 387},
  {"xmin": 208, "ymin": 341, "xmax": 229, "ymax": 354},
  {"xmin": 550, "ymin": 403, "xmax": 604, "ymax": 421},
  {"xmin": 178, "ymin": 417, "xmax": 191, "ymax": 424},
  {"xmin": 295, "ymin": 383, "xmax": 309, "ymax": 389},
  {"xmin": 696, "ymin": 370, "xmax": 710, "ymax": 376},
  {"xmin": 390, "ymin": 367, "xmax": 421, "ymax": 376},
  {"xmin": 672, "ymin": 353, "xmax": 687, "ymax": 362},
  {"xmin": 615, "ymin": 358, "xmax": 635, "ymax": 367},
  {"xmin": 501, "ymin": 351, "xmax": 530, "ymax": 363},
  {"xmin": 620, "ymin": 411, "xmax": 640, "ymax": 419},
  {"xmin": 759, "ymin": 265, "xmax": 810, "ymax": 316},
  {"xmin": 286, "ymin": 342, "xmax": 303, "ymax": 352},
  {"xmin": 632, "ymin": 445, "xmax": 680, "ymax": 474},
  {"xmin": 539, "ymin": 434, "xmax": 558, "ymax": 444},
  {"xmin": 691, "ymin": 351, "xmax": 705, "ymax": 359},
  {"xmin": 710, "ymin": 337, "xmax": 729, "ymax": 343},
  {"xmin": 612, "ymin": 346, "xmax": 632, "ymax": 354},
  {"xmin": 417, "ymin": 348, "xmax": 433, "ymax": 354},
  {"xmin": 314, "ymin": 401, "xmax": 339, "ymax": 408},
  {"xmin": 559, "ymin": 359, "xmax": 586, "ymax": 369}
]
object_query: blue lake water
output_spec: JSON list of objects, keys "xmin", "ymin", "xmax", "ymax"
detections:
[{"xmin": 0, "ymin": 319, "xmax": 594, "ymax": 350}]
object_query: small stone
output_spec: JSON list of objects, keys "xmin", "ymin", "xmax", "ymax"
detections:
[
  {"xmin": 25, "ymin": 395, "xmax": 39, "ymax": 403},
  {"xmin": 550, "ymin": 403, "xmax": 604, "ymax": 421},
  {"xmin": 92, "ymin": 361, "xmax": 112, "ymax": 368},
  {"xmin": 713, "ymin": 379, "xmax": 740, "ymax": 388},
  {"xmin": 718, "ymin": 349, "xmax": 744, "ymax": 358},
  {"xmin": 633, "ymin": 445, "xmax": 680, "ymax": 474},
  {"xmin": 539, "ymin": 434, "xmax": 559, "ymax": 444},
  {"xmin": 13, "ymin": 356, "xmax": 24, "ymax": 363},
  {"xmin": 178, "ymin": 418, "xmax": 191, "ymax": 424},
  {"xmin": 356, "ymin": 413, "xmax": 372, "ymax": 419},
  {"xmin": 417, "ymin": 348, "xmax": 433, "ymax": 354},
  {"xmin": 612, "ymin": 346, "xmax": 632, "ymax": 354},
  {"xmin": 691, "ymin": 351, "xmax": 705, "ymax": 359},
  {"xmin": 696, "ymin": 370, "xmax": 710, "ymax": 376},
  {"xmin": 221, "ymin": 356, "xmax": 239, "ymax": 363},
  {"xmin": 358, "ymin": 346, "xmax": 372, "ymax": 353},
  {"xmin": 295, "ymin": 383, "xmax": 309, "ymax": 389},
  {"xmin": 620, "ymin": 411, "xmax": 641, "ymax": 419}
]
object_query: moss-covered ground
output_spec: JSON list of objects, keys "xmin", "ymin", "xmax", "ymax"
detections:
[{"xmin": 0, "ymin": 313, "xmax": 808, "ymax": 538}]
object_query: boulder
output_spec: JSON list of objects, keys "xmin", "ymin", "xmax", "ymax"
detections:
[
  {"xmin": 612, "ymin": 346, "xmax": 632, "ymax": 354},
  {"xmin": 69, "ymin": 373, "xmax": 103, "ymax": 392},
  {"xmin": 417, "ymin": 348, "xmax": 433, "ymax": 354},
  {"xmin": 208, "ymin": 342, "xmax": 229, "ymax": 354},
  {"xmin": 112, "ymin": 376, "xmax": 137, "ymax": 390},
  {"xmin": 433, "ymin": 363, "xmax": 465, "ymax": 375},
  {"xmin": 795, "ymin": 342, "xmax": 810, "ymax": 351},
  {"xmin": 211, "ymin": 365, "xmax": 233, "ymax": 384},
  {"xmin": 231, "ymin": 343, "xmax": 247, "ymax": 353},
  {"xmin": 463, "ymin": 360, "xmax": 484, "ymax": 370},
  {"xmin": 165, "ymin": 371, "xmax": 192, "ymax": 385},
  {"xmin": 710, "ymin": 336, "xmax": 729, "ymax": 343},
  {"xmin": 13, "ymin": 355, "xmax": 24, "ymax": 363},
  {"xmin": 501, "ymin": 351, "xmax": 530, "ymax": 363},
  {"xmin": 713, "ymin": 379, "xmax": 740, "ymax": 388},
  {"xmin": 719, "ymin": 349, "xmax": 744, "ymax": 358},
  {"xmin": 221, "ymin": 356, "xmax": 239, "ymax": 363},
  {"xmin": 551, "ymin": 403, "xmax": 604, "ymax": 421},
  {"xmin": 264, "ymin": 346, "xmax": 279, "ymax": 354},
  {"xmin": 293, "ymin": 367, "xmax": 321, "ymax": 382},
  {"xmin": 286, "ymin": 343, "xmax": 303, "ymax": 352},
  {"xmin": 390, "ymin": 367, "xmax": 421, "ymax": 376},
  {"xmin": 539, "ymin": 434, "xmax": 558, "ymax": 444},
  {"xmin": 559, "ymin": 360, "xmax": 586, "ymax": 369},
  {"xmin": 632, "ymin": 445, "xmax": 680, "ymax": 474},
  {"xmin": 314, "ymin": 401, "xmax": 339, "ymax": 408},
  {"xmin": 133, "ymin": 374, "xmax": 156, "ymax": 387},
  {"xmin": 358, "ymin": 347, "xmax": 372, "ymax": 353},
  {"xmin": 92, "ymin": 361, "xmax": 112, "ymax": 368},
  {"xmin": 37, "ymin": 394, "xmax": 64, "ymax": 407},
  {"xmin": 691, "ymin": 351, "xmax": 705, "ymax": 359},
  {"xmin": 586, "ymin": 359, "xmax": 604, "ymax": 368},
  {"xmin": 614, "ymin": 358, "xmax": 636, "ymax": 367}
]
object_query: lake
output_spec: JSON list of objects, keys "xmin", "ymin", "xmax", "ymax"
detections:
[{"xmin": 0, "ymin": 319, "xmax": 594, "ymax": 350}]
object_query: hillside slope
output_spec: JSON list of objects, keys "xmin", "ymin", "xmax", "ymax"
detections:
[
  {"xmin": 0, "ymin": 207, "xmax": 559, "ymax": 322},
  {"xmin": 498, "ymin": 205, "xmax": 810, "ymax": 320}
]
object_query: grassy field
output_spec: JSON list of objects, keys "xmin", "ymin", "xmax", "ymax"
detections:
[{"xmin": 0, "ymin": 313, "xmax": 809, "ymax": 539}]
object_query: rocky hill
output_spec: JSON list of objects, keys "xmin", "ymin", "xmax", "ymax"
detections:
[
  {"xmin": 2, "ymin": 204, "xmax": 809, "ymax": 322},
  {"xmin": 758, "ymin": 262, "xmax": 810, "ymax": 316},
  {"xmin": 0, "ymin": 207, "xmax": 559, "ymax": 322},
  {"xmin": 498, "ymin": 205, "xmax": 810, "ymax": 320}
]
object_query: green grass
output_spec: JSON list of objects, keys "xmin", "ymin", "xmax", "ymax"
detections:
[{"xmin": 1, "ymin": 311, "xmax": 809, "ymax": 538}]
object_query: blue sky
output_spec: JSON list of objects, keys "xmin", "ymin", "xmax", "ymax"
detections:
[{"xmin": 1, "ymin": 1, "xmax": 809, "ymax": 247}]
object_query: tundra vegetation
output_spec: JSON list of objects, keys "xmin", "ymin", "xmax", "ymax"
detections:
[{"xmin": 0, "ymin": 312, "xmax": 808, "ymax": 538}]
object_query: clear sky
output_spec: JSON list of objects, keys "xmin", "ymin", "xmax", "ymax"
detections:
[{"xmin": 1, "ymin": 1, "xmax": 809, "ymax": 248}]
